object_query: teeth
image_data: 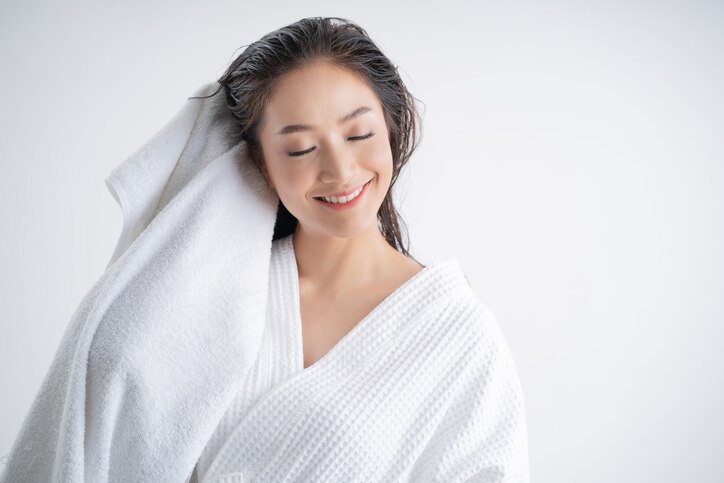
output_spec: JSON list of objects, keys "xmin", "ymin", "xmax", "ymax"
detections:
[{"xmin": 321, "ymin": 183, "xmax": 365, "ymax": 204}]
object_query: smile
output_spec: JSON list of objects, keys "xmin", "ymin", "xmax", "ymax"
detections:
[{"xmin": 314, "ymin": 179, "xmax": 372, "ymax": 210}]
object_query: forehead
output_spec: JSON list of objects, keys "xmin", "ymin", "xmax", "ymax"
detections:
[{"xmin": 262, "ymin": 62, "xmax": 381, "ymax": 128}]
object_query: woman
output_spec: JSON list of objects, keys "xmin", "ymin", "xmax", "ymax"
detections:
[
  {"xmin": 188, "ymin": 17, "xmax": 530, "ymax": 482},
  {"xmin": 0, "ymin": 16, "xmax": 528, "ymax": 483}
]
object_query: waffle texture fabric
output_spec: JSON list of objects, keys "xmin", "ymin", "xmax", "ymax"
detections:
[{"xmin": 195, "ymin": 233, "xmax": 529, "ymax": 483}]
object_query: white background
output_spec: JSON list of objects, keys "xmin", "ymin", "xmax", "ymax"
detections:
[{"xmin": 1, "ymin": 1, "xmax": 722, "ymax": 481}]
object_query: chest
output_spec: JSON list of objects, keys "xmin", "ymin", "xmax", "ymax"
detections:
[
  {"xmin": 298, "ymin": 286, "xmax": 389, "ymax": 370},
  {"xmin": 299, "ymin": 295, "xmax": 368, "ymax": 368},
  {"xmin": 295, "ymin": 256, "xmax": 425, "ymax": 370}
]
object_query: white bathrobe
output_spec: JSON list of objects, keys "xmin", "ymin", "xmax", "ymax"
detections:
[{"xmin": 193, "ymin": 234, "xmax": 529, "ymax": 483}]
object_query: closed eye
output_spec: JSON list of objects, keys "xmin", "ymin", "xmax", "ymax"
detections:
[{"xmin": 287, "ymin": 131, "xmax": 375, "ymax": 157}]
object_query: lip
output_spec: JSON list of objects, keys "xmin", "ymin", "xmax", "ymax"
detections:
[
  {"xmin": 315, "ymin": 179, "xmax": 372, "ymax": 198},
  {"xmin": 314, "ymin": 179, "xmax": 372, "ymax": 211}
]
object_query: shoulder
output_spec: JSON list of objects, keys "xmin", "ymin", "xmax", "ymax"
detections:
[
  {"xmin": 431, "ymin": 259, "xmax": 513, "ymax": 349},
  {"xmin": 464, "ymin": 294, "xmax": 518, "ymax": 362},
  {"xmin": 410, "ymin": 294, "xmax": 530, "ymax": 480},
  {"xmin": 415, "ymin": 262, "xmax": 513, "ymax": 358},
  {"xmin": 431, "ymin": 269, "xmax": 520, "ymax": 377},
  {"xmin": 443, "ymin": 293, "xmax": 527, "ymax": 424}
]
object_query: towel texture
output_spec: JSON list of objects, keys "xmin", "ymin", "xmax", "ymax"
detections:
[{"xmin": 0, "ymin": 82, "xmax": 279, "ymax": 483}]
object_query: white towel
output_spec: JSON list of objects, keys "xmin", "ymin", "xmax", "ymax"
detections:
[{"xmin": 0, "ymin": 81, "xmax": 279, "ymax": 483}]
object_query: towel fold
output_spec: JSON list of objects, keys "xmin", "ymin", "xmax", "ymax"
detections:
[{"xmin": 0, "ymin": 81, "xmax": 279, "ymax": 483}]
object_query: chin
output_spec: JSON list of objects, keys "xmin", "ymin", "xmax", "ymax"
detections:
[{"xmin": 308, "ymin": 212, "xmax": 381, "ymax": 240}]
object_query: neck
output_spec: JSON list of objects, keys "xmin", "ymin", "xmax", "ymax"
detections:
[{"xmin": 291, "ymin": 222, "xmax": 398, "ymax": 299}]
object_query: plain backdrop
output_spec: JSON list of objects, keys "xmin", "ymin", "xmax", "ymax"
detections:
[{"xmin": 1, "ymin": 1, "xmax": 722, "ymax": 481}]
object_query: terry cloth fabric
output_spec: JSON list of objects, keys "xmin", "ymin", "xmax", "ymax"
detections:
[
  {"xmin": 0, "ymin": 81, "xmax": 279, "ymax": 483},
  {"xmin": 195, "ymin": 233, "xmax": 529, "ymax": 483}
]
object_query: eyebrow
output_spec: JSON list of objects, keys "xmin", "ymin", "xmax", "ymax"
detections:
[{"xmin": 275, "ymin": 106, "xmax": 373, "ymax": 135}]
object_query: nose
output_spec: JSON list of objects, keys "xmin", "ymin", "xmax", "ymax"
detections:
[{"xmin": 318, "ymin": 139, "xmax": 358, "ymax": 184}]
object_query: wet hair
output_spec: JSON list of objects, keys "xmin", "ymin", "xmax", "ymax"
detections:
[{"xmin": 191, "ymin": 16, "xmax": 423, "ymax": 257}]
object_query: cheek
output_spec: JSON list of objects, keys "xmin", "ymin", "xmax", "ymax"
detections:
[
  {"xmin": 368, "ymin": 139, "xmax": 394, "ymax": 180},
  {"xmin": 268, "ymin": 162, "xmax": 312, "ymax": 201}
]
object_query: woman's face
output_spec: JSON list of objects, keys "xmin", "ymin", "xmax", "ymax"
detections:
[{"xmin": 257, "ymin": 61, "xmax": 393, "ymax": 239}]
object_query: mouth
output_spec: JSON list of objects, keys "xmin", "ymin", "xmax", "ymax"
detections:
[{"xmin": 313, "ymin": 178, "xmax": 373, "ymax": 210}]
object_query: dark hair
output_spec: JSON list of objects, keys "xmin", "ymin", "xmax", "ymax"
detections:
[{"xmin": 191, "ymin": 16, "xmax": 423, "ymax": 258}]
